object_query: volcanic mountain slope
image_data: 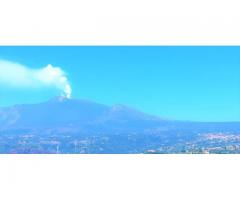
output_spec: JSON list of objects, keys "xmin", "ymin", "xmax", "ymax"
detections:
[
  {"xmin": 0, "ymin": 97, "xmax": 166, "ymax": 130},
  {"xmin": 0, "ymin": 97, "xmax": 240, "ymax": 133}
]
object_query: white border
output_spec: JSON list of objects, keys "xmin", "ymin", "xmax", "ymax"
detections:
[
  {"xmin": 0, "ymin": 155, "xmax": 240, "ymax": 200},
  {"xmin": 0, "ymin": 0, "xmax": 240, "ymax": 45}
]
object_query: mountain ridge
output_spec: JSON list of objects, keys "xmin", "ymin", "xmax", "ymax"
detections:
[{"xmin": 1, "ymin": 97, "xmax": 240, "ymax": 134}]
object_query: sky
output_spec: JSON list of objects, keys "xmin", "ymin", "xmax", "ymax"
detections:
[{"xmin": 0, "ymin": 46, "xmax": 239, "ymax": 122}]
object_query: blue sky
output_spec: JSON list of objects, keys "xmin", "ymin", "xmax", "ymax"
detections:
[{"xmin": 0, "ymin": 46, "xmax": 239, "ymax": 122}]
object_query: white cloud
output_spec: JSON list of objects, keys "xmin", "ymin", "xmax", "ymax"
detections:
[{"xmin": 0, "ymin": 60, "xmax": 72, "ymax": 98}]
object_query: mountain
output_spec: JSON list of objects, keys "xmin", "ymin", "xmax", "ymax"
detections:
[
  {"xmin": 0, "ymin": 97, "xmax": 240, "ymax": 132},
  {"xmin": 0, "ymin": 97, "xmax": 165, "ymax": 131},
  {"xmin": 1, "ymin": 97, "xmax": 240, "ymax": 133}
]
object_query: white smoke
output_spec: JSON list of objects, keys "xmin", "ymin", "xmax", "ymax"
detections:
[{"xmin": 0, "ymin": 60, "xmax": 72, "ymax": 98}]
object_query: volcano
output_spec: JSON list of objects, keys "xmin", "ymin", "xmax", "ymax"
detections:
[
  {"xmin": 0, "ymin": 97, "xmax": 165, "ymax": 130},
  {"xmin": 0, "ymin": 97, "xmax": 240, "ymax": 134}
]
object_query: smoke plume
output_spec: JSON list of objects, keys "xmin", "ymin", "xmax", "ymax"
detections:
[{"xmin": 0, "ymin": 60, "xmax": 72, "ymax": 98}]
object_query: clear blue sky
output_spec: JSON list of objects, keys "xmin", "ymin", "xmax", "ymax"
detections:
[{"xmin": 0, "ymin": 46, "xmax": 239, "ymax": 122}]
